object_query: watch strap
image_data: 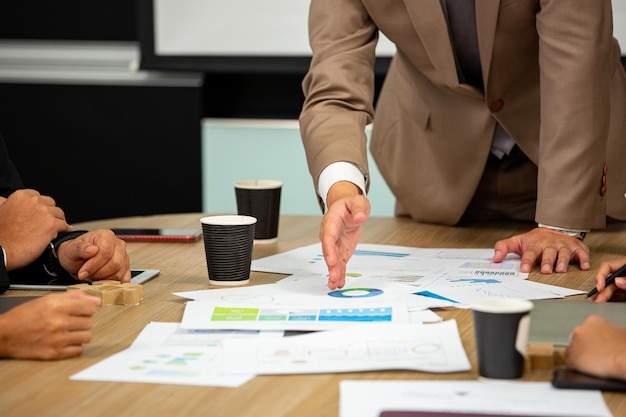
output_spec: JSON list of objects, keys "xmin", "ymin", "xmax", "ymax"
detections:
[
  {"xmin": 44, "ymin": 230, "xmax": 88, "ymax": 276},
  {"xmin": 0, "ymin": 246, "xmax": 8, "ymax": 294},
  {"xmin": 540, "ymin": 226, "xmax": 587, "ymax": 241}
]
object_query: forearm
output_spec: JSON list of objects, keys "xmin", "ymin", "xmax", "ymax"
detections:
[
  {"xmin": 535, "ymin": 0, "xmax": 612, "ymax": 229},
  {"xmin": 8, "ymin": 231, "xmax": 87, "ymax": 286}
]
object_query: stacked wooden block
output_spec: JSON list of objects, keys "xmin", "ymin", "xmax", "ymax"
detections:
[{"xmin": 68, "ymin": 280, "xmax": 143, "ymax": 306}]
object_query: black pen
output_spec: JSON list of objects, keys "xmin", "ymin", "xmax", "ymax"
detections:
[{"xmin": 585, "ymin": 263, "xmax": 626, "ymax": 298}]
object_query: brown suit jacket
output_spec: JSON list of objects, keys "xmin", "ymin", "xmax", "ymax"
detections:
[{"xmin": 300, "ymin": 0, "xmax": 626, "ymax": 229}]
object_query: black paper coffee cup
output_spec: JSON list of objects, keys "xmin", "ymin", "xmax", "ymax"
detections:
[
  {"xmin": 471, "ymin": 297, "xmax": 533, "ymax": 379},
  {"xmin": 200, "ymin": 215, "xmax": 256, "ymax": 286},
  {"xmin": 234, "ymin": 180, "xmax": 282, "ymax": 243}
]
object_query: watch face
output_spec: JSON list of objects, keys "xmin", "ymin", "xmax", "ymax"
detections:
[{"xmin": 49, "ymin": 242, "xmax": 59, "ymax": 258}]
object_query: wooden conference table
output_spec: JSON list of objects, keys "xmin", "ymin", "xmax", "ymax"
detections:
[{"xmin": 2, "ymin": 213, "xmax": 626, "ymax": 417}]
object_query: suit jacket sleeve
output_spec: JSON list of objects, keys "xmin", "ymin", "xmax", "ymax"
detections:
[
  {"xmin": 0, "ymin": 133, "xmax": 85, "ymax": 290},
  {"xmin": 7, "ymin": 231, "xmax": 88, "ymax": 287},
  {"xmin": 299, "ymin": 0, "xmax": 377, "ymax": 206},
  {"xmin": 533, "ymin": 0, "xmax": 614, "ymax": 229},
  {"xmin": 0, "ymin": 133, "xmax": 24, "ymax": 197}
]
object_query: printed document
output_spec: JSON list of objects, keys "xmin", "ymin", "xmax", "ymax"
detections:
[
  {"xmin": 222, "ymin": 320, "xmax": 470, "ymax": 375},
  {"xmin": 339, "ymin": 380, "xmax": 612, "ymax": 417}
]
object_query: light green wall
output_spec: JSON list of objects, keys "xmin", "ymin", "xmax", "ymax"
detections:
[{"xmin": 201, "ymin": 118, "xmax": 395, "ymax": 216}]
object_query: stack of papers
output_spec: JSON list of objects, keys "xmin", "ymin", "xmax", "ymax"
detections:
[
  {"xmin": 72, "ymin": 322, "xmax": 274, "ymax": 387},
  {"xmin": 72, "ymin": 320, "xmax": 470, "ymax": 386},
  {"xmin": 251, "ymin": 243, "xmax": 584, "ymax": 308},
  {"xmin": 71, "ymin": 243, "xmax": 587, "ymax": 390}
]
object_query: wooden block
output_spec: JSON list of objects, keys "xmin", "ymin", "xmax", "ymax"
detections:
[
  {"xmin": 68, "ymin": 281, "xmax": 143, "ymax": 306},
  {"xmin": 526, "ymin": 343, "xmax": 555, "ymax": 372},
  {"xmin": 525, "ymin": 343, "xmax": 568, "ymax": 373}
]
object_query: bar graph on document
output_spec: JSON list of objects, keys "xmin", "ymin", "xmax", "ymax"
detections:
[{"xmin": 250, "ymin": 243, "xmax": 528, "ymax": 283}]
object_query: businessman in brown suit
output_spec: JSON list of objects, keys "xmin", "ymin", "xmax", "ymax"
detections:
[{"xmin": 299, "ymin": 0, "xmax": 626, "ymax": 289}]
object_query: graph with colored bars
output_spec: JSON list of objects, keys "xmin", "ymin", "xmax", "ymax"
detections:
[
  {"xmin": 456, "ymin": 261, "xmax": 519, "ymax": 278},
  {"xmin": 210, "ymin": 306, "xmax": 393, "ymax": 323},
  {"xmin": 308, "ymin": 248, "xmax": 409, "ymax": 266},
  {"xmin": 352, "ymin": 249, "xmax": 410, "ymax": 258},
  {"xmin": 127, "ymin": 352, "xmax": 207, "ymax": 378}
]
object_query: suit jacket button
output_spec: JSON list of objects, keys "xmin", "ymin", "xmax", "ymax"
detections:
[
  {"xmin": 491, "ymin": 99, "xmax": 504, "ymax": 112},
  {"xmin": 600, "ymin": 185, "xmax": 607, "ymax": 196}
]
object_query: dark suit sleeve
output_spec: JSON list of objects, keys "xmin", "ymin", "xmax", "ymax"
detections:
[
  {"xmin": 0, "ymin": 133, "xmax": 85, "ymax": 288},
  {"xmin": 0, "ymin": 133, "xmax": 24, "ymax": 197},
  {"xmin": 8, "ymin": 231, "xmax": 88, "ymax": 287}
]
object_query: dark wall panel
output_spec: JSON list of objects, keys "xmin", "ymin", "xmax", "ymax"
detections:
[
  {"xmin": 0, "ymin": 2, "xmax": 137, "ymax": 41},
  {"xmin": 0, "ymin": 83, "xmax": 202, "ymax": 223}
]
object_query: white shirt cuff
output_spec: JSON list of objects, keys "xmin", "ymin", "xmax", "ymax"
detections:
[
  {"xmin": 538, "ymin": 224, "xmax": 590, "ymax": 233},
  {"xmin": 318, "ymin": 162, "xmax": 367, "ymax": 211}
]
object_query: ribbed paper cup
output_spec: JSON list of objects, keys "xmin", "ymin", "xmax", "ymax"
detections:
[
  {"xmin": 234, "ymin": 180, "xmax": 282, "ymax": 244},
  {"xmin": 200, "ymin": 215, "xmax": 256, "ymax": 286}
]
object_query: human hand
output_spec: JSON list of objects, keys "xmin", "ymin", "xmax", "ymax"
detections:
[
  {"xmin": 565, "ymin": 315, "xmax": 626, "ymax": 380},
  {"xmin": 321, "ymin": 181, "xmax": 370, "ymax": 289},
  {"xmin": 56, "ymin": 229, "xmax": 131, "ymax": 283},
  {"xmin": 589, "ymin": 259, "xmax": 626, "ymax": 302},
  {"xmin": 0, "ymin": 189, "xmax": 71, "ymax": 270},
  {"xmin": 0, "ymin": 291, "xmax": 101, "ymax": 359},
  {"xmin": 492, "ymin": 227, "xmax": 590, "ymax": 274}
]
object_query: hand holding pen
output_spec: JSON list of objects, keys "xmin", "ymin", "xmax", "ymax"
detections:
[{"xmin": 586, "ymin": 260, "xmax": 626, "ymax": 301}]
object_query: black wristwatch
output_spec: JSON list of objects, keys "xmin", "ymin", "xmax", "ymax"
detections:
[
  {"xmin": 551, "ymin": 228, "xmax": 587, "ymax": 241},
  {"xmin": 43, "ymin": 231, "xmax": 88, "ymax": 276},
  {"xmin": 0, "ymin": 246, "xmax": 9, "ymax": 294}
]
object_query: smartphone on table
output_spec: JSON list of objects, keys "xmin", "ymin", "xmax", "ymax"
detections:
[
  {"xmin": 111, "ymin": 228, "xmax": 201, "ymax": 242},
  {"xmin": 552, "ymin": 369, "xmax": 626, "ymax": 392}
]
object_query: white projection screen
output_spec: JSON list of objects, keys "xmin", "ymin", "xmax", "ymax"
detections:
[{"xmin": 138, "ymin": 0, "xmax": 626, "ymax": 71}]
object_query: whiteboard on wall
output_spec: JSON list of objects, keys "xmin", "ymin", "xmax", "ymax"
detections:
[
  {"xmin": 153, "ymin": 0, "xmax": 625, "ymax": 56},
  {"xmin": 140, "ymin": 0, "xmax": 626, "ymax": 71},
  {"xmin": 153, "ymin": 0, "xmax": 396, "ymax": 57}
]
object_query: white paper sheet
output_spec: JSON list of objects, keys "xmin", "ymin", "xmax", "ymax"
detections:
[
  {"xmin": 251, "ymin": 243, "xmax": 528, "ymax": 280},
  {"xmin": 222, "ymin": 320, "xmax": 470, "ymax": 375},
  {"xmin": 175, "ymin": 277, "xmax": 426, "ymax": 308},
  {"xmin": 175, "ymin": 276, "xmax": 439, "ymax": 330},
  {"xmin": 71, "ymin": 322, "xmax": 282, "ymax": 387},
  {"xmin": 250, "ymin": 243, "xmax": 584, "ymax": 309},
  {"xmin": 339, "ymin": 380, "xmax": 612, "ymax": 417},
  {"xmin": 417, "ymin": 278, "xmax": 584, "ymax": 307}
]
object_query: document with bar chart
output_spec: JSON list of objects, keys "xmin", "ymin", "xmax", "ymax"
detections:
[
  {"xmin": 250, "ymin": 243, "xmax": 583, "ymax": 308},
  {"xmin": 175, "ymin": 277, "xmax": 425, "ymax": 330},
  {"xmin": 251, "ymin": 243, "xmax": 529, "ymax": 283}
]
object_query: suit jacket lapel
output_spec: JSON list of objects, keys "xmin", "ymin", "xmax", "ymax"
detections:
[{"xmin": 403, "ymin": 0, "xmax": 458, "ymax": 86}]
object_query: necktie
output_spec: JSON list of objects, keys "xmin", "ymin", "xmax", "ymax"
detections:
[
  {"xmin": 445, "ymin": 0, "xmax": 515, "ymax": 157},
  {"xmin": 445, "ymin": 0, "xmax": 483, "ymax": 89}
]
